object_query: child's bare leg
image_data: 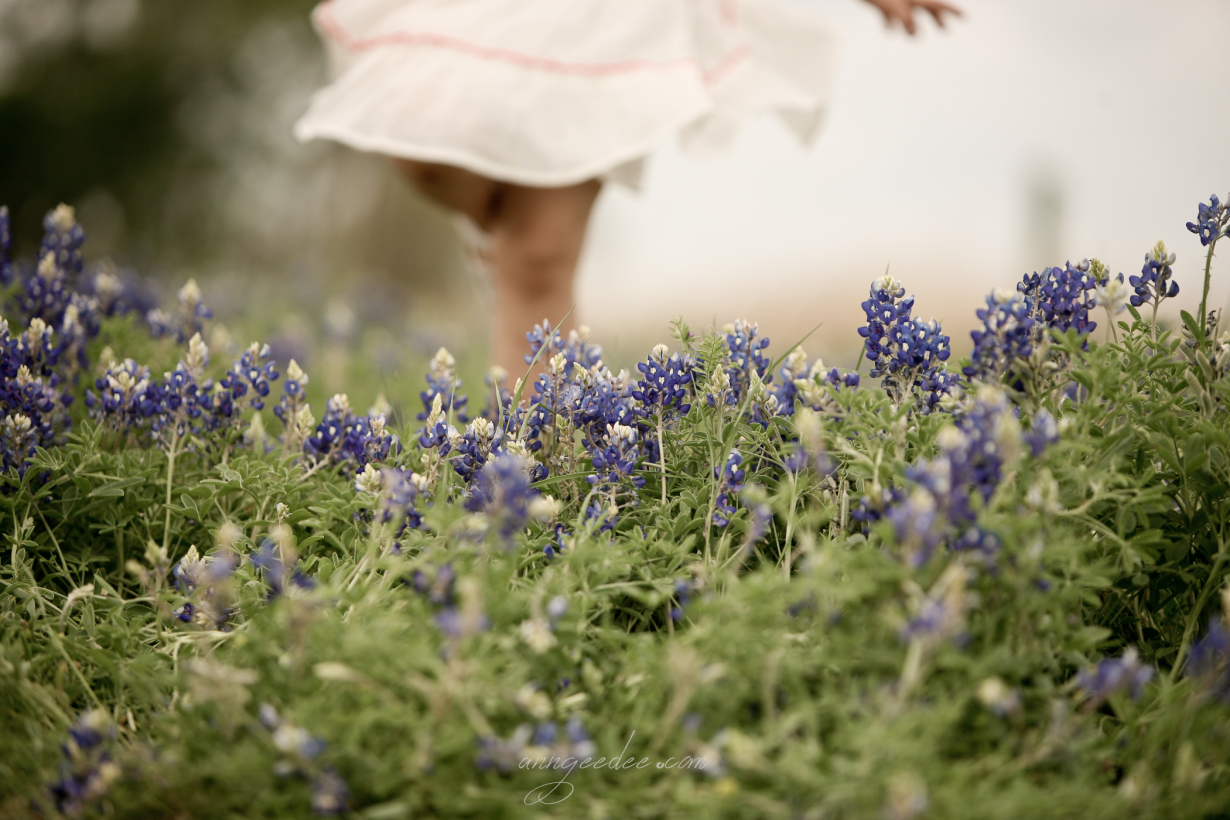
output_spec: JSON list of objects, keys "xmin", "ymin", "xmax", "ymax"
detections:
[
  {"xmin": 488, "ymin": 181, "xmax": 602, "ymax": 379},
  {"xmin": 393, "ymin": 158, "xmax": 501, "ymax": 231}
]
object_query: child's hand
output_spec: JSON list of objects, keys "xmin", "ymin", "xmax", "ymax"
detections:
[{"xmin": 861, "ymin": 0, "xmax": 962, "ymax": 36}]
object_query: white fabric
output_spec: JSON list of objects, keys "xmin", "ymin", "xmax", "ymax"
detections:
[{"xmin": 294, "ymin": 0, "xmax": 842, "ymax": 189}]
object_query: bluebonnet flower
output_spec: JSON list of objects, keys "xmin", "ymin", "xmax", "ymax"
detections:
[
  {"xmin": 746, "ymin": 373, "xmax": 784, "ymax": 428},
  {"xmin": 311, "ymin": 767, "xmax": 350, "ymax": 816},
  {"xmin": 1023, "ymin": 410, "xmax": 1059, "ymax": 457},
  {"xmin": 723, "ymin": 319, "xmax": 772, "ymax": 401},
  {"xmin": 0, "ymin": 206, "xmax": 11, "ymax": 286},
  {"xmin": 712, "ymin": 449, "xmax": 746, "ymax": 527},
  {"xmin": 857, "ymin": 275, "xmax": 953, "ymax": 410},
  {"xmin": 465, "ymin": 452, "xmax": 539, "ymax": 548},
  {"xmin": 1128, "ymin": 242, "xmax": 1180, "ymax": 318},
  {"xmin": 0, "ymin": 413, "xmax": 39, "ymax": 477},
  {"xmin": 964, "ymin": 289, "xmax": 1035, "ymax": 383},
  {"xmin": 770, "ymin": 347, "xmax": 810, "ymax": 414},
  {"xmin": 671, "ymin": 578, "xmax": 694, "ymax": 622},
  {"xmin": 86, "ymin": 358, "xmax": 162, "ymax": 433},
  {"xmin": 632, "ymin": 343, "xmax": 693, "ymax": 418},
  {"xmin": 172, "ymin": 279, "xmax": 212, "ymax": 344},
  {"xmin": 851, "ymin": 487, "xmax": 908, "ymax": 527},
  {"xmin": 449, "ymin": 416, "xmax": 500, "ymax": 484},
  {"xmin": 859, "ymin": 274, "xmax": 913, "ymax": 376},
  {"xmin": 525, "ymin": 318, "xmax": 566, "ymax": 367},
  {"xmin": 48, "ymin": 710, "xmax": 122, "ymax": 818},
  {"xmin": 899, "ymin": 564, "xmax": 969, "ymax": 648},
  {"xmin": 39, "ymin": 204, "xmax": 86, "ymax": 283},
  {"xmin": 1019, "ymin": 260, "xmax": 1099, "ymax": 337},
  {"xmin": 273, "ymin": 359, "xmax": 311, "ymax": 450},
  {"xmin": 1092, "ymin": 273, "xmax": 1131, "ymax": 319},
  {"xmin": 586, "ymin": 422, "xmax": 643, "ymax": 491},
  {"xmin": 1077, "ymin": 647, "xmax": 1154, "ymax": 702},
  {"xmin": 544, "ymin": 523, "xmax": 572, "ymax": 558},
  {"xmin": 171, "ymin": 544, "xmax": 239, "ymax": 630},
  {"xmin": 879, "ymin": 388, "xmax": 1031, "ymax": 566},
  {"xmin": 304, "ymin": 392, "xmax": 399, "ymax": 472},
  {"xmin": 434, "ymin": 576, "xmax": 490, "ymax": 640},
  {"xmin": 1186, "ymin": 193, "xmax": 1229, "ymax": 247},
  {"xmin": 739, "ymin": 484, "xmax": 773, "ymax": 551},
  {"xmin": 220, "ymin": 342, "xmax": 279, "ymax": 413},
  {"xmin": 418, "ymin": 347, "xmax": 468, "ymax": 423},
  {"xmin": 360, "ymin": 465, "xmax": 425, "ymax": 542},
  {"xmin": 1187, "ymin": 617, "xmax": 1230, "ymax": 703},
  {"xmin": 260, "ymin": 704, "xmax": 349, "ymax": 816},
  {"xmin": 251, "ymin": 534, "xmax": 314, "ymax": 598}
]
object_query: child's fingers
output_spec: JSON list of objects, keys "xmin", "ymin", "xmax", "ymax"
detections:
[{"xmin": 919, "ymin": 1, "xmax": 963, "ymax": 28}]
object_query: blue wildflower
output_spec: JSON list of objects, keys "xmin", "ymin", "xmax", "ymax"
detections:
[
  {"xmin": 586, "ymin": 422, "xmax": 644, "ymax": 491},
  {"xmin": 1023, "ymin": 410, "xmax": 1059, "ymax": 457},
  {"xmin": 1077, "ymin": 647, "xmax": 1154, "ymax": 702},
  {"xmin": 964, "ymin": 289, "xmax": 1035, "ymax": 383},
  {"xmin": 418, "ymin": 346, "xmax": 468, "ymax": 423},
  {"xmin": 724, "ymin": 319, "xmax": 772, "ymax": 401},
  {"xmin": 1128, "ymin": 243, "xmax": 1180, "ymax": 311},
  {"xmin": 1186, "ymin": 194, "xmax": 1229, "ymax": 247},
  {"xmin": 712, "ymin": 449, "xmax": 746, "ymax": 527},
  {"xmin": 465, "ymin": 452, "xmax": 539, "ymax": 547},
  {"xmin": 48, "ymin": 710, "xmax": 121, "ymax": 818},
  {"xmin": 251, "ymin": 537, "xmax": 314, "ymax": 598},
  {"xmin": 1188, "ymin": 617, "xmax": 1230, "ymax": 702},
  {"xmin": 1019, "ymin": 260, "xmax": 1099, "ymax": 338},
  {"xmin": 857, "ymin": 275, "xmax": 953, "ymax": 410}
]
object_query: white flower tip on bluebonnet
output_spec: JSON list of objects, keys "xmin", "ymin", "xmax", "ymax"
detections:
[
  {"xmin": 355, "ymin": 464, "xmax": 383, "ymax": 496},
  {"xmin": 185, "ymin": 333, "xmax": 209, "ymax": 375},
  {"xmin": 548, "ymin": 352, "xmax": 568, "ymax": 376},
  {"xmin": 468, "ymin": 417, "xmax": 495, "ymax": 442},
  {"xmin": 3, "ymin": 413, "xmax": 31, "ymax": 437},
  {"xmin": 934, "ymin": 425, "xmax": 969, "ymax": 456},
  {"xmin": 409, "ymin": 471, "xmax": 429, "ymax": 493},
  {"xmin": 49, "ymin": 203, "xmax": 76, "ymax": 232},
  {"xmin": 1093, "ymin": 277, "xmax": 1131, "ymax": 315},
  {"xmin": 976, "ymin": 677, "xmax": 1021, "ymax": 716},
  {"xmin": 1147, "ymin": 240, "xmax": 1176, "ymax": 266},
  {"xmin": 871, "ymin": 274, "xmax": 905, "ymax": 298},
  {"xmin": 62, "ymin": 303, "xmax": 80, "ymax": 333},
  {"xmin": 607, "ymin": 423, "xmax": 637, "ymax": 448},
  {"xmin": 295, "ymin": 404, "xmax": 316, "ymax": 436},
  {"xmin": 36, "ymin": 252, "xmax": 60, "ymax": 283},
  {"xmin": 1025, "ymin": 469, "xmax": 1061, "ymax": 515},
  {"xmin": 244, "ymin": 413, "xmax": 268, "ymax": 449},
  {"xmin": 431, "ymin": 347, "xmax": 456, "ymax": 378},
  {"xmin": 487, "ymin": 365, "xmax": 508, "ymax": 385},
  {"xmin": 216, "ymin": 521, "xmax": 243, "ymax": 551},
  {"xmin": 95, "ymin": 269, "xmax": 122, "ymax": 299},
  {"xmin": 709, "ymin": 367, "xmax": 731, "ymax": 393},
  {"xmin": 512, "ymin": 377, "xmax": 524, "ymax": 396},
  {"xmin": 329, "ymin": 393, "xmax": 351, "ymax": 416},
  {"xmin": 286, "ymin": 359, "xmax": 309, "ymax": 387},
  {"xmin": 651, "ymin": 343, "xmax": 670, "ymax": 363},
  {"xmin": 784, "ymin": 347, "xmax": 808, "ymax": 376},
  {"xmin": 546, "ymin": 595, "xmax": 568, "ymax": 621},
  {"xmin": 178, "ymin": 278, "xmax": 202, "ymax": 309},
  {"xmin": 274, "ymin": 502, "xmax": 291, "ymax": 523},
  {"xmin": 529, "ymin": 495, "xmax": 561, "ymax": 521},
  {"xmin": 514, "ymin": 684, "xmax": 554, "ymax": 719},
  {"xmin": 793, "ymin": 377, "xmax": 824, "ymax": 408},
  {"xmin": 15, "ymin": 365, "xmax": 36, "ymax": 387},
  {"xmin": 519, "ymin": 617, "xmax": 557, "ymax": 653}
]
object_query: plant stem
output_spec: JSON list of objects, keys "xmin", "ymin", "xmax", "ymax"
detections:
[
  {"xmin": 162, "ymin": 427, "xmax": 180, "ymax": 552},
  {"xmin": 1199, "ymin": 237, "xmax": 1218, "ymax": 340},
  {"xmin": 656, "ymin": 405, "xmax": 667, "ymax": 504},
  {"xmin": 1170, "ymin": 550, "xmax": 1227, "ymax": 682}
]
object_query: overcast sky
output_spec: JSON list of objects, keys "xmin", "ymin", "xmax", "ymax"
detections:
[{"xmin": 577, "ymin": 0, "xmax": 1230, "ymax": 359}]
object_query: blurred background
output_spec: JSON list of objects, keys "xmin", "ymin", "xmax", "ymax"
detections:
[{"xmin": 2, "ymin": 0, "xmax": 1229, "ymax": 387}]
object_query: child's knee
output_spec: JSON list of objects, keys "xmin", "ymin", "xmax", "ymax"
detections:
[{"xmin": 496, "ymin": 240, "xmax": 575, "ymax": 297}]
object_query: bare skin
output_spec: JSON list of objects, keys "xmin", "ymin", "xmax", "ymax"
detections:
[
  {"xmin": 394, "ymin": 159, "xmax": 601, "ymax": 379},
  {"xmin": 392, "ymin": 0, "xmax": 962, "ymax": 377},
  {"xmin": 861, "ymin": 0, "xmax": 962, "ymax": 35}
]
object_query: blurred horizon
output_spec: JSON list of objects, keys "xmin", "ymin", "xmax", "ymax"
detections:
[{"xmin": 2, "ymin": 0, "xmax": 1228, "ymax": 371}]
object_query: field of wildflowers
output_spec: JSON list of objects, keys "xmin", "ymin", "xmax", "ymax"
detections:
[{"xmin": 2, "ymin": 195, "xmax": 1230, "ymax": 819}]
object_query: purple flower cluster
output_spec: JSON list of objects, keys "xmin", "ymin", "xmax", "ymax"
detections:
[
  {"xmin": 0, "ymin": 206, "xmax": 12, "ymax": 285},
  {"xmin": 47, "ymin": 711, "xmax": 121, "ymax": 818},
  {"xmin": 964, "ymin": 290, "xmax": 1036, "ymax": 383},
  {"xmin": 418, "ymin": 347, "xmax": 468, "ymax": 423},
  {"xmin": 881, "ymin": 389, "xmax": 1053, "ymax": 567},
  {"xmin": 633, "ymin": 344, "xmax": 693, "ymax": 418},
  {"xmin": 477, "ymin": 716, "xmax": 597, "ymax": 773},
  {"xmin": 1128, "ymin": 244, "xmax": 1180, "ymax": 311},
  {"xmin": 713, "ymin": 449, "xmax": 746, "ymax": 527},
  {"xmin": 251, "ymin": 538, "xmax": 315, "ymax": 599},
  {"xmin": 723, "ymin": 319, "xmax": 772, "ymax": 402},
  {"xmin": 1077, "ymin": 647, "xmax": 1154, "ymax": 702},
  {"xmin": 465, "ymin": 453, "xmax": 540, "ymax": 547},
  {"xmin": 1017, "ymin": 260, "xmax": 1098, "ymax": 337},
  {"xmin": 1186, "ymin": 194, "xmax": 1229, "ymax": 247},
  {"xmin": 304, "ymin": 393, "xmax": 399, "ymax": 472},
  {"xmin": 1188, "ymin": 617, "xmax": 1230, "ymax": 702},
  {"xmin": 857, "ymin": 275, "xmax": 953, "ymax": 410},
  {"xmin": 172, "ymin": 545, "xmax": 239, "ymax": 629},
  {"xmin": 258, "ymin": 704, "xmax": 350, "ymax": 816},
  {"xmin": 0, "ymin": 318, "xmax": 74, "ymax": 476}
]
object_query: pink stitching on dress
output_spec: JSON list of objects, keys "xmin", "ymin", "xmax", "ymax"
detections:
[{"xmin": 315, "ymin": 0, "xmax": 749, "ymax": 85}]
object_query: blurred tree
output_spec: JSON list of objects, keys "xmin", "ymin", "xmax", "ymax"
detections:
[{"xmin": 0, "ymin": 0, "xmax": 313, "ymax": 261}]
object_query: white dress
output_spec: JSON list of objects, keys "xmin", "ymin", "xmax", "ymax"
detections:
[{"xmin": 294, "ymin": 0, "xmax": 841, "ymax": 189}]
